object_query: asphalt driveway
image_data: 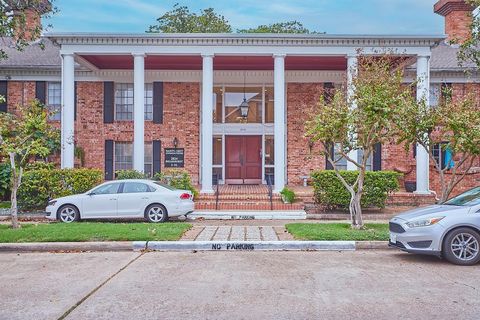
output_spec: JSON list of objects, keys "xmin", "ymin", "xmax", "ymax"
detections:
[{"xmin": 0, "ymin": 250, "xmax": 479, "ymax": 320}]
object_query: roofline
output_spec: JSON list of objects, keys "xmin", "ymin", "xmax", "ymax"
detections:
[{"xmin": 46, "ymin": 32, "xmax": 446, "ymax": 41}]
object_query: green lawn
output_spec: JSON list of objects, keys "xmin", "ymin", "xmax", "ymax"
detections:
[
  {"xmin": 0, "ymin": 201, "xmax": 11, "ymax": 209},
  {"xmin": 286, "ymin": 223, "xmax": 389, "ymax": 241},
  {"xmin": 0, "ymin": 222, "xmax": 191, "ymax": 243}
]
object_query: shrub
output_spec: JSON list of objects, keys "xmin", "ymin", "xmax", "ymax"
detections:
[
  {"xmin": 0, "ymin": 163, "xmax": 11, "ymax": 200},
  {"xmin": 280, "ymin": 187, "xmax": 296, "ymax": 203},
  {"xmin": 18, "ymin": 168, "xmax": 103, "ymax": 210},
  {"xmin": 154, "ymin": 169, "xmax": 198, "ymax": 198},
  {"xmin": 311, "ymin": 170, "xmax": 401, "ymax": 209},
  {"xmin": 25, "ymin": 161, "xmax": 56, "ymax": 171},
  {"xmin": 116, "ymin": 170, "xmax": 147, "ymax": 180}
]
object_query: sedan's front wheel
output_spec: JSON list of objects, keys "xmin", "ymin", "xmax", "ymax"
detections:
[
  {"xmin": 145, "ymin": 204, "xmax": 168, "ymax": 223},
  {"xmin": 58, "ymin": 205, "xmax": 80, "ymax": 223},
  {"xmin": 443, "ymin": 228, "xmax": 480, "ymax": 266}
]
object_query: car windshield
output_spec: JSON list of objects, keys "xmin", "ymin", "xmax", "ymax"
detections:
[
  {"xmin": 443, "ymin": 187, "xmax": 480, "ymax": 207},
  {"xmin": 153, "ymin": 182, "xmax": 177, "ymax": 191}
]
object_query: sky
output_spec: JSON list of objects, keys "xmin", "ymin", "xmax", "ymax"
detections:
[{"xmin": 47, "ymin": 0, "xmax": 445, "ymax": 35}]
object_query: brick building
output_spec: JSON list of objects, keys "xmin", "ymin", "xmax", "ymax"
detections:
[{"xmin": 0, "ymin": 0, "xmax": 479, "ymax": 197}]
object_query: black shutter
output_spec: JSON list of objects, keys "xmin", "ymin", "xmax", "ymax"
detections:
[
  {"xmin": 413, "ymin": 144, "xmax": 417, "ymax": 158},
  {"xmin": 323, "ymin": 82, "xmax": 335, "ymax": 104},
  {"xmin": 373, "ymin": 143, "xmax": 382, "ymax": 171},
  {"xmin": 35, "ymin": 81, "xmax": 46, "ymax": 104},
  {"xmin": 153, "ymin": 140, "xmax": 161, "ymax": 175},
  {"xmin": 326, "ymin": 142, "xmax": 334, "ymax": 170},
  {"xmin": 104, "ymin": 82, "xmax": 114, "ymax": 123},
  {"xmin": 0, "ymin": 81, "xmax": 7, "ymax": 112},
  {"xmin": 153, "ymin": 82, "xmax": 164, "ymax": 124},
  {"xmin": 74, "ymin": 81, "xmax": 78, "ymax": 121},
  {"xmin": 105, "ymin": 140, "xmax": 114, "ymax": 180}
]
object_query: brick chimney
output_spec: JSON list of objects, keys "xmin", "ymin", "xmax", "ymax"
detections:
[
  {"xmin": 5, "ymin": 0, "xmax": 52, "ymax": 42},
  {"xmin": 434, "ymin": 0, "xmax": 475, "ymax": 43}
]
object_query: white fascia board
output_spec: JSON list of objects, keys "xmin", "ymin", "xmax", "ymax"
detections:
[{"xmin": 60, "ymin": 45, "xmax": 432, "ymax": 57}]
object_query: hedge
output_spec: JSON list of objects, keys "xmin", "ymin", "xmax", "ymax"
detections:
[
  {"xmin": 116, "ymin": 170, "xmax": 147, "ymax": 180},
  {"xmin": 18, "ymin": 168, "xmax": 103, "ymax": 210},
  {"xmin": 311, "ymin": 170, "xmax": 401, "ymax": 209},
  {"xmin": 0, "ymin": 163, "xmax": 11, "ymax": 200},
  {"xmin": 154, "ymin": 169, "xmax": 199, "ymax": 198}
]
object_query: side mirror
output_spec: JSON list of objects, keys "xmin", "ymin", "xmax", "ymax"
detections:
[{"xmin": 87, "ymin": 192, "xmax": 95, "ymax": 196}]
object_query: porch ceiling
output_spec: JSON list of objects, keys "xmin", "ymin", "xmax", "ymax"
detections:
[{"xmin": 79, "ymin": 55, "xmax": 348, "ymax": 71}]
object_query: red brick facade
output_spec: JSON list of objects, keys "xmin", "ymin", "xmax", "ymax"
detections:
[
  {"xmin": 4, "ymin": 79, "xmax": 479, "ymax": 195},
  {"xmin": 73, "ymin": 81, "xmax": 200, "ymax": 184}
]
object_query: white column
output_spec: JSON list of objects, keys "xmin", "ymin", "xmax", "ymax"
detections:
[
  {"xmin": 274, "ymin": 54, "xmax": 286, "ymax": 192},
  {"xmin": 346, "ymin": 54, "xmax": 358, "ymax": 171},
  {"xmin": 133, "ymin": 53, "xmax": 145, "ymax": 172},
  {"xmin": 61, "ymin": 53, "xmax": 75, "ymax": 169},
  {"xmin": 201, "ymin": 54, "xmax": 214, "ymax": 193},
  {"xmin": 415, "ymin": 55, "xmax": 431, "ymax": 194}
]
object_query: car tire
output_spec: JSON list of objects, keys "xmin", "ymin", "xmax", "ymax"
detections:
[
  {"xmin": 57, "ymin": 205, "xmax": 80, "ymax": 223},
  {"xmin": 145, "ymin": 204, "xmax": 168, "ymax": 223},
  {"xmin": 443, "ymin": 227, "xmax": 480, "ymax": 266}
]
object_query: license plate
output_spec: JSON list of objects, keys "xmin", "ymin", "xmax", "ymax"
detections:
[{"xmin": 390, "ymin": 234, "xmax": 397, "ymax": 243}]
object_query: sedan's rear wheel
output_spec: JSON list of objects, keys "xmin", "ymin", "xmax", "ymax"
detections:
[
  {"xmin": 145, "ymin": 204, "xmax": 168, "ymax": 223},
  {"xmin": 58, "ymin": 205, "xmax": 80, "ymax": 223},
  {"xmin": 443, "ymin": 228, "xmax": 480, "ymax": 266}
]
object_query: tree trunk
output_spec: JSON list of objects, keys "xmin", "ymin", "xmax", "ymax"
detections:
[
  {"xmin": 349, "ymin": 192, "xmax": 364, "ymax": 230},
  {"xmin": 9, "ymin": 152, "xmax": 21, "ymax": 229}
]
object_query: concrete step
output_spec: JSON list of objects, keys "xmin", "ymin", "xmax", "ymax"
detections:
[
  {"xmin": 195, "ymin": 202, "xmax": 304, "ymax": 211},
  {"xmin": 189, "ymin": 210, "xmax": 307, "ymax": 220}
]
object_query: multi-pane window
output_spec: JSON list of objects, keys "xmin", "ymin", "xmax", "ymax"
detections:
[
  {"xmin": 333, "ymin": 143, "xmax": 348, "ymax": 170},
  {"xmin": 47, "ymin": 82, "xmax": 61, "ymax": 121},
  {"xmin": 113, "ymin": 142, "xmax": 154, "ymax": 177},
  {"xmin": 430, "ymin": 83, "xmax": 452, "ymax": 107},
  {"xmin": 144, "ymin": 83, "xmax": 153, "ymax": 120},
  {"xmin": 115, "ymin": 83, "xmax": 134, "ymax": 120},
  {"xmin": 115, "ymin": 83, "xmax": 154, "ymax": 121},
  {"xmin": 144, "ymin": 142, "xmax": 153, "ymax": 177},
  {"xmin": 114, "ymin": 142, "xmax": 133, "ymax": 171},
  {"xmin": 357, "ymin": 149, "xmax": 373, "ymax": 171}
]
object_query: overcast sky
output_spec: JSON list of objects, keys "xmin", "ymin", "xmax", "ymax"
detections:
[{"xmin": 48, "ymin": 0, "xmax": 445, "ymax": 35}]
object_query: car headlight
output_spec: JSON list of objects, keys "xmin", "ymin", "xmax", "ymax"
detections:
[
  {"xmin": 406, "ymin": 217, "xmax": 445, "ymax": 228},
  {"xmin": 47, "ymin": 200, "xmax": 57, "ymax": 206}
]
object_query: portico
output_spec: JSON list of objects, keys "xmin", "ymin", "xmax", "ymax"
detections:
[{"xmin": 50, "ymin": 33, "xmax": 441, "ymax": 194}]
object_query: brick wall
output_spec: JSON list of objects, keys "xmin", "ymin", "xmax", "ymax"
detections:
[
  {"xmin": 444, "ymin": 9, "xmax": 472, "ymax": 43},
  {"xmin": 286, "ymin": 83, "xmax": 326, "ymax": 185},
  {"xmin": 7, "ymin": 81, "xmax": 36, "ymax": 115},
  {"xmin": 74, "ymin": 81, "xmax": 201, "ymax": 183}
]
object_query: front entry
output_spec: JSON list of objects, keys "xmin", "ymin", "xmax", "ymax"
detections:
[{"xmin": 225, "ymin": 136, "xmax": 262, "ymax": 184}]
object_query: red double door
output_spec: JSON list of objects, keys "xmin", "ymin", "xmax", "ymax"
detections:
[{"xmin": 225, "ymin": 136, "xmax": 262, "ymax": 184}]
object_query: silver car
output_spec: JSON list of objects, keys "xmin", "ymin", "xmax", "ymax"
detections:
[{"xmin": 389, "ymin": 187, "xmax": 480, "ymax": 265}]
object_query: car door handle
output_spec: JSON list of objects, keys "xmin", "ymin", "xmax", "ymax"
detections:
[
  {"xmin": 109, "ymin": 198, "xmax": 117, "ymax": 201},
  {"xmin": 141, "ymin": 197, "xmax": 149, "ymax": 200}
]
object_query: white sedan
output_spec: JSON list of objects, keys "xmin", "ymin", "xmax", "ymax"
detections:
[{"xmin": 45, "ymin": 179, "xmax": 194, "ymax": 223}]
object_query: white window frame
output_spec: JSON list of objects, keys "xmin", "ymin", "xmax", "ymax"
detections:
[
  {"xmin": 114, "ymin": 83, "xmax": 154, "ymax": 121},
  {"xmin": 47, "ymin": 82, "xmax": 62, "ymax": 121}
]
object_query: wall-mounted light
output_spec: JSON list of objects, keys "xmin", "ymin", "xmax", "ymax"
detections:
[
  {"xmin": 308, "ymin": 140, "xmax": 315, "ymax": 154},
  {"xmin": 5, "ymin": 75, "xmax": 11, "ymax": 80},
  {"xmin": 173, "ymin": 137, "xmax": 179, "ymax": 149}
]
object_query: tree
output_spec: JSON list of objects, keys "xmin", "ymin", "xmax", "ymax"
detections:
[
  {"xmin": 396, "ymin": 88, "xmax": 480, "ymax": 202},
  {"xmin": 238, "ymin": 21, "xmax": 317, "ymax": 34},
  {"xmin": 305, "ymin": 55, "xmax": 413, "ymax": 229},
  {"xmin": 0, "ymin": 99, "xmax": 59, "ymax": 228},
  {"xmin": 458, "ymin": 0, "xmax": 480, "ymax": 68},
  {"xmin": 0, "ymin": 0, "xmax": 56, "ymax": 60},
  {"xmin": 147, "ymin": 3, "xmax": 232, "ymax": 33}
]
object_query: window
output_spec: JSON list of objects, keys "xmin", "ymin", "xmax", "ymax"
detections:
[
  {"xmin": 213, "ymin": 136, "xmax": 223, "ymax": 182},
  {"xmin": 357, "ymin": 149, "xmax": 373, "ymax": 171},
  {"xmin": 144, "ymin": 142, "xmax": 153, "ymax": 177},
  {"xmin": 213, "ymin": 87, "xmax": 223, "ymax": 123},
  {"xmin": 123, "ymin": 182, "xmax": 153, "ymax": 193},
  {"xmin": 115, "ymin": 83, "xmax": 155, "ymax": 121},
  {"xmin": 92, "ymin": 183, "xmax": 121, "ymax": 195},
  {"xmin": 47, "ymin": 82, "xmax": 61, "ymax": 120},
  {"xmin": 144, "ymin": 83, "xmax": 153, "ymax": 120},
  {"xmin": 114, "ymin": 142, "xmax": 133, "ymax": 171},
  {"xmin": 224, "ymin": 87, "xmax": 262, "ymax": 123},
  {"xmin": 115, "ymin": 83, "xmax": 134, "ymax": 120},
  {"xmin": 433, "ymin": 142, "xmax": 454, "ymax": 170},
  {"xmin": 333, "ymin": 143, "xmax": 348, "ymax": 170},
  {"xmin": 113, "ymin": 142, "xmax": 153, "ymax": 176},
  {"xmin": 265, "ymin": 136, "xmax": 274, "ymax": 166},
  {"xmin": 265, "ymin": 87, "xmax": 274, "ymax": 123},
  {"xmin": 430, "ymin": 83, "xmax": 452, "ymax": 107}
]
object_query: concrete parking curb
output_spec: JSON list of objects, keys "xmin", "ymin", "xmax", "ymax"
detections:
[
  {"xmin": 0, "ymin": 241, "xmax": 390, "ymax": 252},
  {"xmin": 0, "ymin": 241, "xmax": 146, "ymax": 252}
]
